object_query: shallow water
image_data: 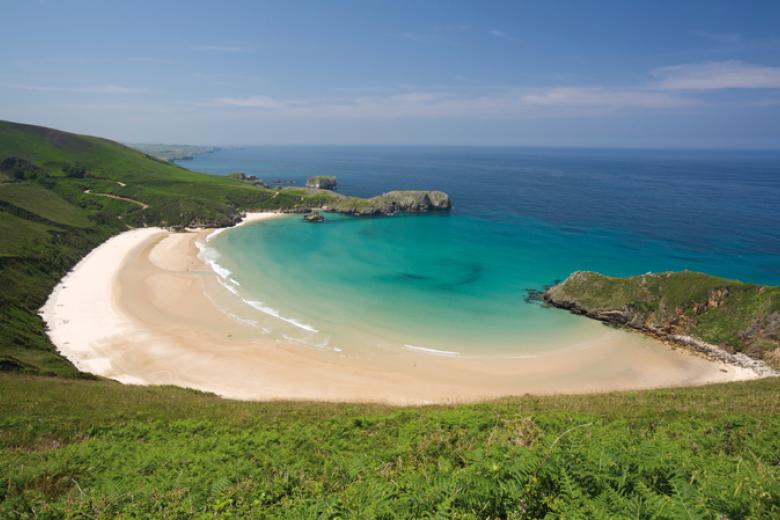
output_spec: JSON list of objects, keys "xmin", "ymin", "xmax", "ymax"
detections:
[{"xmin": 188, "ymin": 147, "xmax": 780, "ymax": 355}]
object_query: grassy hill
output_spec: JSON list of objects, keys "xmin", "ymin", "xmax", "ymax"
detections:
[
  {"xmin": 1, "ymin": 374, "xmax": 778, "ymax": 518},
  {"xmin": 0, "ymin": 120, "xmax": 399, "ymax": 376},
  {"xmin": 544, "ymin": 271, "xmax": 780, "ymax": 369},
  {"xmin": 1, "ymin": 120, "xmax": 778, "ymax": 518}
]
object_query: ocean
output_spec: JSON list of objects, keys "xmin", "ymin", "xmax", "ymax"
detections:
[{"xmin": 185, "ymin": 147, "xmax": 780, "ymax": 355}]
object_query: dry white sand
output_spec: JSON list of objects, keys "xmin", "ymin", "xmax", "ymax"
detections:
[{"xmin": 40, "ymin": 212, "xmax": 760, "ymax": 404}]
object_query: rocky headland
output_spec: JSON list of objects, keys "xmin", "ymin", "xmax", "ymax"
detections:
[
  {"xmin": 542, "ymin": 270, "xmax": 780, "ymax": 376},
  {"xmin": 306, "ymin": 175, "xmax": 337, "ymax": 190}
]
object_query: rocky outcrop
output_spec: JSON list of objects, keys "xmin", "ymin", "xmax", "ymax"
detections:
[
  {"xmin": 542, "ymin": 270, "xmax": 780, "ymax": 376},
  {"xmin": 306, "ymin": 176, "xmax": 337, "ymax": 190},
  {"xmin": 303, "ymin": 211, "xmax": 325, "ymax": 223},
  {"xmin": 228, "ymin": 172, "xmax": 268, "ymax": 188},
  {"xmin": 326, "ymin": 190, "xmax": 451, "ymax": 216}
]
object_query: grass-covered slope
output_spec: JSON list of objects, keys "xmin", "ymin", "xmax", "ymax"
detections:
[
  {"xmin": 0, "ymin": 120, "xmax": 449, "ymax": 376},
  {"xmin": 1, "ymin": 373, "xmax": 779, "ymax": 518},
  {"xmin": 544, "ymin": 271, "xmax": 780, "ymax": 367}
]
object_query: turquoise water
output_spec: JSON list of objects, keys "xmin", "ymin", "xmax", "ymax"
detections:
[{"xmin": 192, "ymin": 147, "xmax": 780, "ymax": 355}]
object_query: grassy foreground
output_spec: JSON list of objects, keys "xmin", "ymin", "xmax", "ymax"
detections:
[
  {"xmin": 2, "ymin": 120, "xmax": 779, "ymax": 518},
  {"xmin": 1, "ymin": 374, "xmax": 778, "ymax": 518}
]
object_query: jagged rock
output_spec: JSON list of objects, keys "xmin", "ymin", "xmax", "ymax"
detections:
[
  {"xmin": 306, "ymin": 176, "xmax": 337, "ymax": 190},
  {"xmin": 334, "ymin": 190, "xmax": 451, "ymax": 216},
  {"xmin": 542, "ymin": 270, "xmax": 780, "ymax": 377},
  {"xmin": 303, "ymin": 211, "xmax": 325, "ymax": 223}
]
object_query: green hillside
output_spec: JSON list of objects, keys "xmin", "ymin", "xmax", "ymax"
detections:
[
  {"xmin": 1, "ymin": 121, "xmax": 778, "ymax": 518},
  {"xmin": 0, "ymin": 374, "xmax": 777, "ymax": 518},
  {"xmin": 0, "ymin": 120, "xmax": 354, "ymax": 376},
  {"xmin": 544, "ymin": 271, "xmax": 780, "ymax": 368}
]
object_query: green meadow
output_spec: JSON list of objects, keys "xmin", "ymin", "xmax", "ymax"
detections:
[{"xmin": 0, "ymin": 120, "xmax": 778, "ymax": 518}]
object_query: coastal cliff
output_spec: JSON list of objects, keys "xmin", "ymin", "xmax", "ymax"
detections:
[
  {"xmin": 306, "ymin": 175, "xmax": 337, "ymax": 190},
  {"xmin": 323, "ymin": 190, "xmax": 451, "ymax": 216},
  {"xmin": 543, "ymin": 271, "xmax": 780, "ymax": 375}
]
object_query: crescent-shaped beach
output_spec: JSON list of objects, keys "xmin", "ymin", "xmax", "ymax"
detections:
[{"xmin": 40, "ymin": 214, "xmax": 758, "ymax": 404}]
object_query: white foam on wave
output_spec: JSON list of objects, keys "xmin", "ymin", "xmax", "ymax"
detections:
[
  {"xmin": 217, "ymin": 278, "xmax": 240, "ymax": 295},
  {"xmin": 206, "ymin": 227, "xmax": 228, "ymax": 242},
  {"xmin": 403, "ymin": 344, "xmax": 460, "ymax": 356},
  {"xmin": 196, "ymin": 221, "xmax": 319, "ymax": 336},
  {"xmin": 195, "ymin": 239, "xmax": 232, "ymax": 280},
  {"xmin": 246, "ymin": 300, "xmax": 319, "ymax": 333}
]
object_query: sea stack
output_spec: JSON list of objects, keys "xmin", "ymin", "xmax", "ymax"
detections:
[
  {"xmin": 303, "ymin": 211, "xmax": 326, "ymax": 223},
  {"xmin": 306, "ymin": 176, "xmax": 337, "ymax": 190}
]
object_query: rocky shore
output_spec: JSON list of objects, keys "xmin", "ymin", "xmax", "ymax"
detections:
[{"xmin": 542, "ymin": 270, "xmax": 780, "ymax": 377}]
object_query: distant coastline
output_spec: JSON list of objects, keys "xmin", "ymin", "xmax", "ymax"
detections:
[{"xmin": 127, "ymin": 143, "xmax": 221, "ymax": 162}]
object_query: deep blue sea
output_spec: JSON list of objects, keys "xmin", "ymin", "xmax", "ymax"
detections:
[{"xmin": 185, "ymin": 147, "xmax": 780, "ymax": 354}]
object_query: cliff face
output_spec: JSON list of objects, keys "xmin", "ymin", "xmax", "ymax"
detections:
[
  {"xmin": 543, "ymin": 271, "xmax": 780, "ymax": 373},
  {"xmin": 319, "ymin": 190, "xmax": 451, "ymax": 216},
  {"xmin": 306, "ymin": 176, "xmax": 337, "ymax": 190}
]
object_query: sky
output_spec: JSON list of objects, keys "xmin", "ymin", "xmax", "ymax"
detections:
[{"xmin": 2, "ymin": 0, "xmax": 780, "ymax": 148}]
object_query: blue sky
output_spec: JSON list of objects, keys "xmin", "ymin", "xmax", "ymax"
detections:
[{"xmin": 2, "ymin": 0, "xmax": 780, "ymax": 147}]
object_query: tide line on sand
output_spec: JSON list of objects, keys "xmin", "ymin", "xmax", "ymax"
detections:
[{"xmin": 39, "ymin": 211, "xmax": 761, "ymax": 404}]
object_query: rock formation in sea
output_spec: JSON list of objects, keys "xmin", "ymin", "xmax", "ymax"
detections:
[
  {"xmin": 303, "ymin": 211, "xmax": 326, "ymax": 223},
  {"xmin": 306, "ymin": 176, "xmax": 337, "ymax": 190},
  {"xmin": 542, "ymin": 270, "xmax": 780, "ymax": 376}
]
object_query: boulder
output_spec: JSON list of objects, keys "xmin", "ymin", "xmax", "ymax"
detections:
[{"xmin": 303, "ymin": 211, "xmax": 326, "ymax": 223}]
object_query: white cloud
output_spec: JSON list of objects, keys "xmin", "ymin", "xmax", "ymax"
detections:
[
  {"xmin": 190, "ymin": 45, "xmax": 250, "ymax": 53},
  {"xmin": 10, "ymin": 83, "xmax": 148, "ymax": 94},
  {"xmin": 128, "ymin": 57, "xmax": 174, "ymax": 64},
  {"xmin": 521, "ymin": 87, "xmax": 695, "ymax": 108},
  {"xmin": 653, "ymin": 61, "xmax": 780, "ymax": 90},
  {"xmin": 214, "ymin": 96, "xmax": 286, "ymax": 109},
  {"xmin": 211, "ymin": 86, "xmax": 695, "ymax": 120},
  {"xmin": 488, "ymin": 29, "xmax": 508, "ymax": 39}
]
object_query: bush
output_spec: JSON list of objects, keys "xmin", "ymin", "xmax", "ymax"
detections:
[{"xmin": 62, "ymin": 162, "xmax": 88, "ymax": 178}]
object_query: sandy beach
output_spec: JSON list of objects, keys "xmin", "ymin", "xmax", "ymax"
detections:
[{"xmin": 40, "ymin": 213, "xmax": 759, "ymax": 404}]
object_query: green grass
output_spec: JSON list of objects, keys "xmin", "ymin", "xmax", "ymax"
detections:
[
  {"xmin": 2, "ymin": 120, "xmax": 779, "ymax": 518},
  {"xmin": 0, "ymin": 120, "xmax": 356, "ymax": 376},
  {"xmin": 1, "ymin": 373, "xmax": 778, "ymax": 518},
  {"xmin": 0, "ymin": 212, "xmax": 59, "ymax": 258},
  {"xmin": 0, "ymin": 183, "xmax": 91, "ymax": 228},
  {"xmin": 547, "ymin": 271, "xmax": 780, "ymax": 363}
]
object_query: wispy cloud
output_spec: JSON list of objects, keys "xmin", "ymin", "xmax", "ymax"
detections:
[
  {"xmin": 654, "ymin": 61, "xmax": 780, "ymax": 90},
  {"xmin": 9, "ymin": 83, "xmax": 148, "ymax": 94},
  {"xmin": 520, "ymin": 87, "xmax": 695, "ymax": 108},
  {"xmin": 443, "ymin": 24, "xmax": 471, "ymax": 32},
  {"xmin": 211, "ymin": 87, "xmax": 694, "ymax": 120},
  {"xmin": 214, "ymin": 96, "xmax": 286, "ymax": 109},
  {"xmin": 190, "ymin": 45, "xmax": 250, "ymax": 53},
  {"xmin": 128, "ymin": 57, "xmax": 174, "ymax": 65},
  {"xmin": 488, "ymin": 29, "xmax": 509, "ymax": 39},
  {"xmin": 209, "ymin": 60, "xmax": 780, "ymax": 120},
  {"xmin": 391, "ymin": 32, "xmax": 425, "ymax": 41}
]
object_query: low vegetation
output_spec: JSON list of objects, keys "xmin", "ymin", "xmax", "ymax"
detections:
[
  {"xmin": 1, "ymin": 120, "xmax": 777, "ymax": 518},
  {"xmin": 544, "ymin": 271, "xmax": 780, "ymax": 367},
  {"xmin": 0, "ymin": 121, "xmax": 428, "ymax": 375},
  {"xmin": 1, "ymin": 374, "xmax": 779, "ymax": 518}
]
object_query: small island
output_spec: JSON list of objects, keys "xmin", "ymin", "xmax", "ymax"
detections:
[{"xmin": 306, "ymin": 175, "xmax": 337, "ymax": 190}]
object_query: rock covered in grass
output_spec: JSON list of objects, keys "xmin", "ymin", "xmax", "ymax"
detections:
[
  {"xmin": 543, "ymin": 270, "xmax": 780, "ymax": 374},
  {"xmin": 303, "ymin": 211, "xmax": 325, "ymax": 223},
  {"xmin": 306, "ymin": 176, "xmax": 337, "ymax": 190}
]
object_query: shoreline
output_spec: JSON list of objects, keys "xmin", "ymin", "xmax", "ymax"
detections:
[{"xmin": 40, "ymin": 213, "xmax": 762, "ymax": 404}]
